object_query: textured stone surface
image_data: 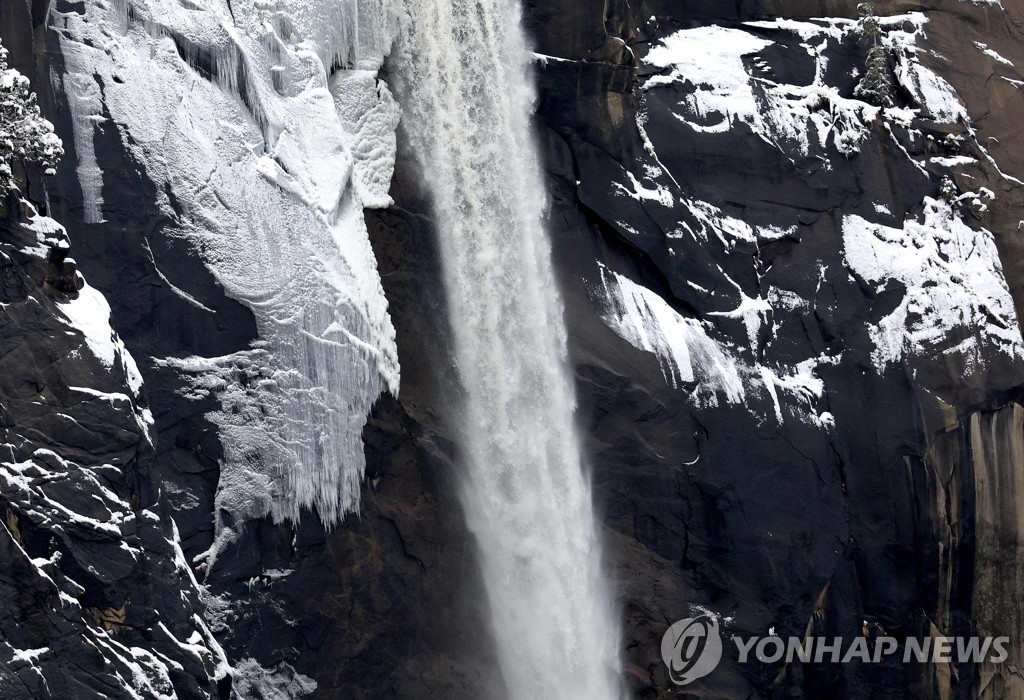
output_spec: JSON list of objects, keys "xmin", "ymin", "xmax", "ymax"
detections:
[
  {"xmin": 0, "ymin": 194, "xmax": 226, "ymax": 698},
  {"xmin": 2, "ymin": 0, "xmax": 1024, "ymax": 698}
]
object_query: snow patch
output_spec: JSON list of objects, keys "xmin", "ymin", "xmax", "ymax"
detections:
[
  {"xmin": 597, "ymin": 265, "xmax": 745, "ymax": 406},
  {"xmin": 930, "ymin": 155, "xmax": 976, "ymax": 167},
  {"xmin": 843, "ymin": 199, "xmax": 1024, "ymax": 369},
  {"xmin": 644, "ymin": 26, "xmax": 771, "ymax": 135},
  {"xmin": 56, "ymin": 283, "xmax": 146, "ymax": 397},
  {"xmin": 56, "ymin": 285, "xmax": 119, "ymax": 368},
  {"xmin": 893, "ymin": 60, "xmax": 966, "ymax": 124},
  {"xmin": 596, "ymin": 266, "xmax": 837, "ymax": 428},
  {"xmin": 974, "ymin": 42, "xmax": 1013, "ymax": 66},
  {"xmin": 612, "ymin": 169, "xmax": 674, "ymax": 207}
]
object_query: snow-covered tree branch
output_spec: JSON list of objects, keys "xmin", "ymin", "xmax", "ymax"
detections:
[{"xmin": 0, "ymin": 39, "xmax": 63, "ymax": 195}]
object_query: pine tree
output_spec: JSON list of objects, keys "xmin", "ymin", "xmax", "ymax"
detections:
[
  {"xmin": 939, "ymin": 175, "xmax": 957, "ymax": 202},
  {"xmin": 853, "ymin": 4, "xmax": 895, "ymax": 108},
  {"xmin": 0, "ymin": 40, "xmax": 63, "ymax": 195},
  {"xmin": 855, "ymin": 4, "xmax": 883, "ymax": 47},
  {"xmin": 939, "ymin": 175, "xmax": 959, "ymax": 219},
  {"xmin": 855, "ymin": 45, "xmax": 894, "ymax": 107}
]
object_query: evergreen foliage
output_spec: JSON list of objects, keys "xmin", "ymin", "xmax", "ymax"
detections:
[
  {"xmin": 939, "ymin": 175, "xmax": 958, "ymax": 203},
  {"xmin": 0, "ymin": 41, "xmax": 63, "ymax": 195},
  {"xmin": 853, "ymin": 4, "xmax": 895, "ymax": 108}
]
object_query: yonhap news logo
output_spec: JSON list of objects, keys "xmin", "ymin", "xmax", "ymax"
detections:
[
  {"xmin": 661, "ymin": 610, "xmax": 1011, "ymax": 687},
  {"xmin": 660, "ymin": 614, "xmax": 723, "ymax": 685}
]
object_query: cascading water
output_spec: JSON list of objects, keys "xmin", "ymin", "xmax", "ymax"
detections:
[{"xmin": 390, "ymin": 0, "xmax": 624, "ymax": 697}]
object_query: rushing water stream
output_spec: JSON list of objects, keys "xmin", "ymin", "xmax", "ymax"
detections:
[{"xmin": 390, "ymin": 0, "xmax": 624, "ymax": 697}]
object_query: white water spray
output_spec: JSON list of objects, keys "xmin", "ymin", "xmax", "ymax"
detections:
[{"xmin": 390, "ymin": 1, "xmax": 624, "ymax": 697}]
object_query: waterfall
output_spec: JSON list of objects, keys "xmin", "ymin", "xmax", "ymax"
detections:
[{"xmin": 390, "ymin": 0, "xmax": 624, "ymax": 697}]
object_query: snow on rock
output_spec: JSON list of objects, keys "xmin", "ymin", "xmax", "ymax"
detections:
[
  {"xmin": 36, "ymin": 204, "xmax": 149, "ymax": 426},
  {"xmin": 641, "ymin": 20, "xmax": 884, "ymax": 159},
  {"xmin": 611, "ymin": 167, "xmax": 674, "ymax": 207},
  {"xmin": 758, "ymin": 359, "xmax": 833, "ymax": 428},
  {"xmin": 644, "ymin": 26, "xmax": 771, "ymax": 135},
  {"xmin": 641, "ymin": 13, "xmax": 970, "ymax": 163},
  {"xmin": 53, "ymin": 0, "xmax": 402, "ymax": 529},
  {"xmin": 843, "ymin": 198, "xmax": 1024, "ymax": 370},
  {"xmin": 930, "ymin": 155, "xmax": 977, "ymax": 167},
  {"xmin": 597, "ymin": 264, "xmax": 744, "ymax": 405},
  {"xmin": 614, "ymin": 11, "xmax": 1021, "ymax": 426},
  {"xmin": 58, "ymin": 283, "xmax": 144, "ymax": 397},
  {"xmin": 884, "ymin": 15, "xmax": 968, "ymax": 125},
  {"xmin": 708, "ymin": 289, "xmax": 772, "ymax": 353},
  {"xmin": 974, "ymin": 42, "xmax": 1013, "ymax": 67},
  {"xmin": 20, "ymin": 202, "xmax": 69, "ymax": 258},
  {"xmin": 893, "ymin": 59, "xmax": 966, "ymax": 125},
  {"xmin": 0, "ymin": 200, "xmax": 232, "ymax": 698},
  {"xmin": 596, "ymin": 265, "xmax": 837, "ymax": 427},
  {"xmin": 682, "ymin": 198, "xmax": 795, "ymax": 248},
  {"xmin": 0, "ymin": 42, "xmax": 64, "ymax": 195}
]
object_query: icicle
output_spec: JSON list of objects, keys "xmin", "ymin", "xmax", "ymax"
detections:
[{"xmin": 56, "ymin": 0, "xmax": 401, "ymax": 536}]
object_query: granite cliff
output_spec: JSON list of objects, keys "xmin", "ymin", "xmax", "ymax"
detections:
[{"xmin": 1, "ymin": 0, "xmax": 1024, "ymax": 697}]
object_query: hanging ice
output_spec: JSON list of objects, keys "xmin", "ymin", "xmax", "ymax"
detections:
[{"xmin": 53, "ymin": 0, "xmax": 402, "ymax": 538}]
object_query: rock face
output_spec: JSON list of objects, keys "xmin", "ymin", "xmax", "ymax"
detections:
[
  {"xmin": 0, "ymin": 195, "xmax": 229, "ymax": 696},
  {"xmin": 2, "ymin": 0, "xmax": 1024, "ymax": 699},
  {"xmin": 522, "ymin": 5, "xmax": 1024, "ymax": 699}
]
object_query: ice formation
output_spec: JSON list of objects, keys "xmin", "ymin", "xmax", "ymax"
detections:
[
  {"xmin": 389, "ymin": 0, "xmax": 624, "ymax": 696},
  {"xmin": 52, "ymin": 0, "xmax": 402, "ymax": 533},
  {"xmin": 53, "ymin": 43, "xmax": 104, "ymax": 223}
]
